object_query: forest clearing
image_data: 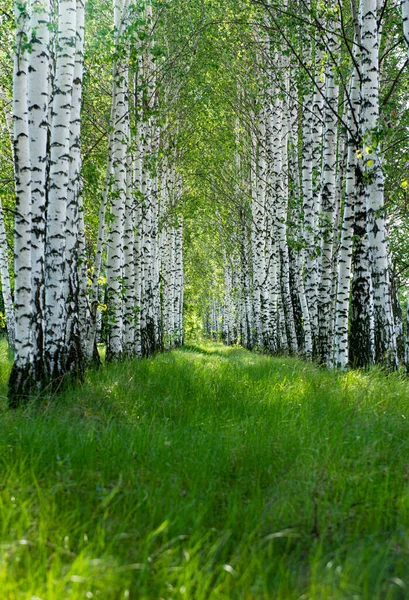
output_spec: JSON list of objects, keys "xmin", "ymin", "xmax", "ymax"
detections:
[{"xmin": 1, "ymin": 340, "xmax": 409, "ymax": 599}]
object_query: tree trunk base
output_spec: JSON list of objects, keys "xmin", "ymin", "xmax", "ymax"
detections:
[{"xmin": 8, "ymin": 362, "xmax": 35, "ymax": 409}]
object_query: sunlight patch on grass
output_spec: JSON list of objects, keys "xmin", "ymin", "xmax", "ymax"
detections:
[{"xmin": 0, "ymin": 340, "xmax": 408, "ymax": 598}]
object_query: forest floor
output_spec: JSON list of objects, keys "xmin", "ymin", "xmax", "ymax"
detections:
[{"xmin": 0, "ymin": 340, "xmax": 409, "ymax": 599}]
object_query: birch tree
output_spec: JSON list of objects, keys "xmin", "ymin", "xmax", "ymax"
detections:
[
  {"xmin": 359, "ymin": 0, "xmax": 397, "ymax": 367},
  {"xmin": 9, "ymin": 1, "xmax": 34, "ymax": 404},
  {"xmin": 9, "ymin": 0, "xmax": 86, "ymax": 403}
]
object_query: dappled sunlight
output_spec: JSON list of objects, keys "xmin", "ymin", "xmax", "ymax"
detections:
[
  {"xmin": 340, "ymin": 368, "xmax": 371, "ymax": 390},
  {"xmin": 1, "ymin": 341, "xmax": 409, "ymax": 598},
  {"xmin": 180, "ymin": 341, "xmax": 246, "ymax": 360},
  {"xmin": 1, "ymin": 0, "xmax": 408, "ymax": 591}
]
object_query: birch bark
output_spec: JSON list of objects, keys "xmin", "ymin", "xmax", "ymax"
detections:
[
  {"xmin": 106, "ymin": 0, "xmax": 129, "ymax": 361},
  {"xmin": 403, "ymin": 0, "xmax": 409, "ymax": 57},
  {"xmin": 0, "ymin": 89, "xmax": 16, "ymax": 351},
  {"xmin": 317, "ymin": 28, "xmax": 339, "ymax": 365},
  {"xmin": 65, "ymin": 0, "xmax": 85, "ymax": 375},
  {"xmin": 333, "ymin": 72, "xmax": 359, "ymax": 368},
  {"xmin": 28, "ymin": 0, "xmax": 50, "ymax": 379},
  {"xmin": 44, "ymin": 0, "xmax": 77, "ymax": 382},
  {"xmin": 359, "ymin": 0, "xmax": 397, "ymax": 366},
  {"xmin": 0, "ymin": 198, "xmax": 15, "ymax": 351},
  {"xmin": 9, "ymin": 1, "xmax": 34, "ymax": 404}
]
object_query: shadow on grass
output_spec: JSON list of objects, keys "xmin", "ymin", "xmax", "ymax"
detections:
[{"xmin": 2, "ymin": 340, "xmax": 409, "ymax": 599}]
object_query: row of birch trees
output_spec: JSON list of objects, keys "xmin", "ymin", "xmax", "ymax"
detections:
[
  {"xmin": 3, "ymin": 0, "xmax": 409, "ymax": 407},
  {"xmin": 199, "ymin": 0, "xmax": 409, "ymax": 370},
  {"xmin": 2, "ymin": 0, "xmax": 185, "ymax": 404}
]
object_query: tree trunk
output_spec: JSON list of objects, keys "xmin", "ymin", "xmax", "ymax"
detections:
[
  {"xmin": 359, "ymin": 0, "xmax": 397, "ymax": 367},
  {"xmin": 44, "ymin": 0, "xmax": 77, "ymax": 383},
  {"xmin": 9, "ymin": 1, "xmax": 34, "ymax": 405}
]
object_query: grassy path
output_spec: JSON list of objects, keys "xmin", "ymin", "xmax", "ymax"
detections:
[{"xmin": 1, "ymin": 341, "xmax": 409, "ymax": 598}]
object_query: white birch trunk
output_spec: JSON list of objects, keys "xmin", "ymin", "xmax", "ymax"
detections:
[
  {"xmin": 0, "ymin": 198, "xmax": 15, "ymax": 351},
  {"xmin": 175, "ymin": 215, "xmax": 184, "ymax": 346},
  {"xmin": 106, "ymin": 0, "xmax": 129, "ymax": 360},
  {"xmin": 0, "ymin": 88, "xmax": 16, "ymax": 351},
  {"xmin": 134, "ymin": 126, "xmax": 143, "ymax": 356},
  {"xmin": 9, "ymin": 1, "xmax": 33, "ymax": 404},
  {"xmin": 44, "ymin": 0, "xmax": 77, "ymax": 381},
  {"xmin": 65, "ymin": 0, "xmax": 85, "ymax": 375},
  {"xmin": 360, "ymin": 0, "xmax": 397, "ymax": 366},
  {"xmin": 256, "ymin": 107, "xmax": 268, "ymax": 347},
  {"xmin": 305, "ymin": 50, "xmax": 325, "ymax": 352},
  {"xmin": 317, "ymin": 25, "xmax": 339, "ymax": 365},
  {"xmin": 333, "ymin": 72, "xmax": 359, "ymax": 369},
  {"xmin": 28, "ymin": 0, "xmax": 50, "ymax": 378},
  {"xmin": 123, "ymin": 151, "xmax": 135, "ymax": 356},
  {"xmin": 250, "ymin": 127, "xmax": 263, "ymax": 346},
  {"xmin": 403, "ymin": 0, "xmax": 409, "ymax": 58}
]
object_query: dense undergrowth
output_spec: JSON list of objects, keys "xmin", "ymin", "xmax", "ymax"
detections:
[{"xmin": 0, "ymin": 339, "xmax": 409, "ymax": 599}]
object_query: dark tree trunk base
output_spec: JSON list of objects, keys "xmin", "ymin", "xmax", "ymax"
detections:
[
  {"xmin": 8, "ymin": 362, "xmax": 35, "ymax": 409},
  {"xmin": 9, "ymin": 342, "xmax": 86, "ymax": 408}
]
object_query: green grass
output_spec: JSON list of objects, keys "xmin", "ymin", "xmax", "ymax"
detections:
[{"xmin": 1, "ymin": 340, "xmax": 409, "ymax": 599}]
